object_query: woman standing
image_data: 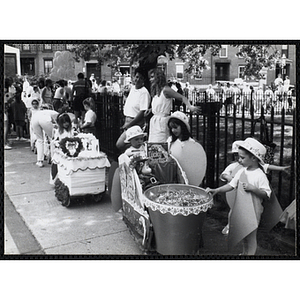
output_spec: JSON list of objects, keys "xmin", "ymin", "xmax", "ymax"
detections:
[
  {"xmin": 147, "ymin": 68, "xmax": 199, "ymax": 143},
  {"xmin": 116, "ymin": 67, "xmax": 151, "ymax": 150},
  {"xmin": 41, "ymin": 79, "xmax": 53, "ymax": 107}
]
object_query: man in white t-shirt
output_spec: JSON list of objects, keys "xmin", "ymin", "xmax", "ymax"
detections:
[{"xmin": 116, "ymin": 67, "xmax": 150, "ymax": 150}]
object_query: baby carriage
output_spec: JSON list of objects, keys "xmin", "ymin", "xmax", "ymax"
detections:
[
  {"xmin": 52, "ymin": 133, "xmax": 111, "ymax": 207},
  {"xmin": 111, "ymin": 142, "xmax": 213, "ymax": 255}
]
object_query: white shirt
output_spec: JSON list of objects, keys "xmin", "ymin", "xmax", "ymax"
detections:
[
  {"xmin": 229, "ymin": 167, "xmax": 271, "ymax": 198},
  {"xmin": 84, "ymin": 109, "xmax": 97, "ymax": 126},
  {"xmin": 123, "ymin": 86, "xmax": 150, "ymax": 118}
]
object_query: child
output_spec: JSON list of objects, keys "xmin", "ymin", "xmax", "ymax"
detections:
[
  {"xmin": 206, "ymin": 138, "xmax": 271, "ymax": 255},
  {"xmin": 124, "ymin": 125, "xmax": 151, "ymax": 178},
  {"xmin": 80, "ymin": 97, "xmax": 97, "ymax": 136},
  {"xmin": 167, "ymin": 110, "xmax": 194, "ymax": 148},
  {"xmin": 124, "ymin": 125, "xmax": 147, "ymax": 158},
  {"xmin": 28, "ymin": 99, "xmax": 41, "ymax": 152},
  {"xmin": 220, "ymin": 141, "xmax": 290, "ymax": 235},
  {"xmin": 50, "ymin": 113, "xmax": 76, "ymax": 184},
  {"xmin": 166, "ymin": 111, "xmax": 206, "ymax": 186},
  {"xmin": 11, "ymin": 87, "xmax": 28, "ymax": 141}
]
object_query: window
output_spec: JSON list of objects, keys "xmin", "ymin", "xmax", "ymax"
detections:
[
  {"xmin": 44, "ymin": 44, "xmax": 52, "ymax": 51},
  {"xmin": 219, "ymin": 45, "xmax": 228, "ymax": 58},
  {"xmin": 23, "ymin": 44, "xmax": 30, "ymax": 51},
  {"xmin": 238, "ymin": 66, "xmax": 245, "ymax": 78},
  {"xmin": 282, "ymin": 45, "xmax": 289, "ymax": 58},
  {"xmin": 44, "ymin": 59, "xmax": 53, "ymax": 74},
  {"xmin": 65, "ymin": 44, "xmax": 73, "ymax": 50},
  {"xmin": 175, "ymin": 63, "xmax": 184, "ymax": 80}
]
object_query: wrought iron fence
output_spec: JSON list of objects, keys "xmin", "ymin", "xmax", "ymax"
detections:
[{"xmin": 94, "ymin": 92, "xmax": 296, "ymax": 209}]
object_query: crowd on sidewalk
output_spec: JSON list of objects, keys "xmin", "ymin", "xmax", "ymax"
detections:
[{"xmin": 4, "ymin": 68, "xmax": 296, "ymax": 256}]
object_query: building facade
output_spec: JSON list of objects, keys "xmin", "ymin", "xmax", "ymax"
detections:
[
  {"xmin": 166, "ymin": 44, "xmax": 296, "ymax": 89},
  {"xmin": 8, "ymin": 43, "xmax": 296, "ymax": 90}
]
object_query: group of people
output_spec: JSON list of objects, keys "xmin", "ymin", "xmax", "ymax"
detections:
[
  {"xmin": 114, "ymin": 66, "xmax": 293, "ymax": 256},
  {"xmin": 202, "ymin": 77, "xmax": 294, "ymax": 114},
  {"xmin": 5, "ymin": 68, "xmax": 292, "ymax": 256},
  {"xmin": 4, "ymin": 74, "xmax": 97, "ymax": 169}
]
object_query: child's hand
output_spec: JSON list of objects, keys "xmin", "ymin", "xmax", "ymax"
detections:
[
  {"xmin": 241, "ymin": 182, "xmax": 255, "ymax": 192},
  {"xmin": 189, "ymin": 105, "xmax": 201, "ymax": 114},
  {"xmin": 282, "ymin": 165, "xmax": 291, "ymax": 174},
  {"xmin": 205, "ymin": 187, "xmax": 218, "ymax": 197}
]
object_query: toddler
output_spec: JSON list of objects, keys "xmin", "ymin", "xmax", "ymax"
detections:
[{"xmin": 206, "ymin": 138, "xmax": 271, "ymax": 255}]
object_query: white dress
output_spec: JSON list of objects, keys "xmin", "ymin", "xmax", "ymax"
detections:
[{"xmin": 148, "ymin": 90, "xmax": 172, "ymax": 143}]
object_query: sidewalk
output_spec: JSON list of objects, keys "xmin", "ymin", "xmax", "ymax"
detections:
[{"xmin": 3, "ymin": 138, "xmax": 296, "ymax": 258}]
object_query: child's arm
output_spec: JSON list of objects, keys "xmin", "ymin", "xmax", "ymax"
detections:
[
  {"xmin": 267, "ymin": 164, "xmax": 290, "ymax": 174},
  {"xmin": 241, "ymin": 183, "xmax": 269, "ymax": 201},
  {"xmin": 220, "ymin": 173, "xmax": 233, "ymax": 183},
  {"xmin": 206, "ymin": 184, "xmax": 234, "ymax": 197}
]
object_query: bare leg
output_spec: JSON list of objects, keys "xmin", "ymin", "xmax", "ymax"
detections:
[{"xmin": 243, "ymin": 229, "xmax": 258, "ymax": 255}]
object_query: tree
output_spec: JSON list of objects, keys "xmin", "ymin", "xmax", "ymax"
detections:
[
  {"xmin": 234, "ymin": 45, "xmax": 281, "ymax": 79},
  {"xmin": 68, "ymin": 42, "xmax": 282, "ymax": 79}
]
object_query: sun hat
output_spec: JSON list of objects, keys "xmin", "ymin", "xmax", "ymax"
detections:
[
  {"xmin": 229, "ymin": 140, "xmax": 243, "ymax": 153},
  {"xmin": 168, "ymin": 111, "xmax": 190, "ymax": 132},
  {"xmin": 234, "ymin": 137, "xmax": 266, "ymax": 164},
  {"xmin": 124, "ymin": 125, "xmax": 147, "ymax": 143}
]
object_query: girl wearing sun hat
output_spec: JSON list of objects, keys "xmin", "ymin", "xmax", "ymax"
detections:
[
  {"xmin": 166, "ymin": 111, "xmax": 207, "ymax": 186},
  {"xmin": 220, "ymin": 138, "xmax": 288, "ymax": 237},
  {"xmin": 206, "ymin": 137, "xmax": 272, "ymax": 255}
]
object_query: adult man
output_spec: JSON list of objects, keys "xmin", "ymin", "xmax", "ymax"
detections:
[
  {"xmin": 71, "ymin": 73, "xmax": 91, "ymax": 121},
  {"xmin": 274, "ymin": 74, "xmax": 283, "ymax": 87},
  {"xmin": 205, "ymin": 84, "xmax": 215, "ymax": 101}
]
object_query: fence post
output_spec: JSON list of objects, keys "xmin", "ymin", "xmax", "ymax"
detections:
[{"xmin": 202, "ymin": 102, "xmax": 222, "ymax": 188}]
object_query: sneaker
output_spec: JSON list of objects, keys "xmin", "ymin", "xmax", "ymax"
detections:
[
  {"xmin": 36, "ymin": 161, "xmax": 44, "ymax": 168},
  {"xmin": 20, "ymin": 137, "xmax": 28, "ymax": 141},
  {"xmin": 4, "ymin": 144, "xmax": 12, "ymax": 150},
  {"xmin": 222, "ymin": 224, "xmax": 229, "ymax": 235},
  {"xmin": 15, "ymin": 137, "xmax": 20, "ymax": 141}
]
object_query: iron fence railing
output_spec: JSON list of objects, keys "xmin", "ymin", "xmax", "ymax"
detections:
[{"xmin": 93, "ymin": 92, "xmax": 296, "ymax": 209}]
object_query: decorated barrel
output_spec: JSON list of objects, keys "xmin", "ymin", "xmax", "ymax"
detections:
[{"xmin": 143, "ymin": 184, "xmax": 213, "ymax": 255}]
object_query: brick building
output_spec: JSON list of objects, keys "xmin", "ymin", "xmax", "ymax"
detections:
[
  {"xmin": 8, "ymin": 43, "xmax": 296, "ymax": 90},
  {"xmin": 165, "ymin": 44, "xmax": 296, "ymax": 89}
]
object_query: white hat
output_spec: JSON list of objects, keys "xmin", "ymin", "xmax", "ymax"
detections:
[
  {"xmin": 124, "ymin": 126, "xmax": 147, "ymax": 143},
  {"xmin": 168, "ymin": 111, "xmax": 190, "ymax": 132},
  {"xmin": 235, "ymin": 137, "xmax": 266, "ymax": 164},
  {"xmin": 230, "ymin": 140, "xmax": 243, "ymax": 153}
]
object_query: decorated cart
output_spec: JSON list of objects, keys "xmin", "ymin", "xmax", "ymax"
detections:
[
  {"xmin": 52, "ymin": 133, "xmax": 111, "ymax": 207},
  {"xmin": 111, "ymin": 141, "xmax": 214, "ymax": 255}
]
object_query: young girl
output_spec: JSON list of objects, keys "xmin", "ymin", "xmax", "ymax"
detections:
[
  {"xmin": 220, "ymin": 141, "xmax": 290, "ymax": 235},
  {"xmin": 206, "ymin": 138, "xmax": 271, "ymax": 255},
  {"xmin": 166, "ymin": 111, "xmax": 206, "ymax": 186},
  {"xmin": 80, "ymin": 97, "xmax": 97, "ymax": 136},
  {"xmin": 147, "ymin": 68, "xmax": 199, "ymax": 144},
  {"xmin": 167, "ymin": 111, "xmax": 193, "ymax": 146},
  {"xmin": 28, "ymin": 99, "xmax": 41, "ymax": 152},
  {"xmin": 50, "ymin": 113, "xmax": 76, "ymax": 184}
]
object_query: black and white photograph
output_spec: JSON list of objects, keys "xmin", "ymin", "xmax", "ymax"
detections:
[
  {"xmin": 1, "ymin": 3, "xmax": 299, "ymax": 299},
  {"xmin": 3, "ymin": 41, "xmax": 297, "ymax": 257}
]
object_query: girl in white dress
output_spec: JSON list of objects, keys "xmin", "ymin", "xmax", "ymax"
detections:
[{"xmin": 147, "ymin": 69, "xmax": 199, "ymax": 143}]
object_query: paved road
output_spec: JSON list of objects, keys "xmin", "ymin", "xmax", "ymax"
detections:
[{"xmin": 3, "ymin": 138, "xmax": 296, "ymax": 258}]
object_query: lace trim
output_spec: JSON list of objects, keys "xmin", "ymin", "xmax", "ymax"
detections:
[{"xmin": 143, "ymin": 195, "xmax": 213, "ymax": 216}]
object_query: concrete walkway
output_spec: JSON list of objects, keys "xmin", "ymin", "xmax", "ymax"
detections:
[{"xmin": 3, "ymin": 138, "xmax": 296, "ymax": 258}]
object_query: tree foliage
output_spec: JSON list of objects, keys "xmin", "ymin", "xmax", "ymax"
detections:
[
  {"xmin": 68, "ymin": 43, "xmax": 283, "ymax": 79},
  {"xmin": 234, "ymin": 45, "xmax": 281, "ymax": 78}
]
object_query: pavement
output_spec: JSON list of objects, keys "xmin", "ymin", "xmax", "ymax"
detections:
[{"xmin": 3, "ymin": 137, "xmax": 297, "ymax": 258}]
